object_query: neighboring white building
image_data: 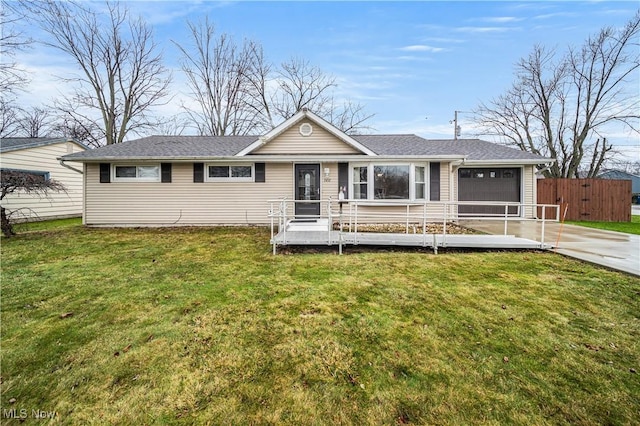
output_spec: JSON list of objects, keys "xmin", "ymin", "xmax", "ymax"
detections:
[{"xmin": 1, "ymin": 137, "xmax": 86, "ymax": 221}]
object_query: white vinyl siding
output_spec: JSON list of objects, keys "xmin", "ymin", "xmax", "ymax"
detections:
[
  {"xmin": 254, "ymin": 119, "xmax": 361, "ymax": 155},
  {"xmin": 1, "ymin": 142, "xmax": 84, "ymax": 220},
  {"xmin": 82, "ymin": 160, "xmax": 538, "ymax": 226},
  {"xmin": 440, "ymin": 162, "xmax": 450, "ymax": 203},
  {"xmin": 84, "ymin": 162, "xmax": 293, "ymax": 225},
  {"xmin": 524, "ymin": 165, "xmax": 535, "ymax": 217}
]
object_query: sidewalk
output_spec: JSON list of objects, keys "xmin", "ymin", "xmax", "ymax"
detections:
[{"xmin": 461, "ymin": 220, "xmax": 640, "ymax": 276}]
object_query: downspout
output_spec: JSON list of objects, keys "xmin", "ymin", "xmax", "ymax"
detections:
[
  {"xmin": 59, "ymin": 160, "xmax": 84, "ymax": 174},
  {"xmin": 449, "ymin": 159, "xmax": 464, "ymax": 205}
]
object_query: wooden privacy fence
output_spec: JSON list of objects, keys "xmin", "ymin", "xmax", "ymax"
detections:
[{"xmin": 537, "ymin": 178, "xmax": 631, "ymax": 222}]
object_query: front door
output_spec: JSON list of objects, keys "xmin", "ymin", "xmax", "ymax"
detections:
[{"xmin": 295, "ymin": 164, "xmax": 321, "ymax": 217}]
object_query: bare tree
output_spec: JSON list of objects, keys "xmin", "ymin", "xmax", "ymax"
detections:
[
  {"xmin": 323, "ymin": 100, "xmax": 375, "ymax": 135},
  {"xmin": 1, "ymin": 1, "xmax": 31, "ymax": 139},
  {"xmin": 271, "ymin": 57, "xmax": 337, "ymax": 120},
  {"xmin": 0, "ymin": 99, "xmax": 22, "ymax": 137},
  {"xmin": 49, "ymin": 115, "xmax": 103, "ymax": 148},
  {"xmin": 29, "ymin": 0, "xmax": 171, "ymax": 145},
  {"xmin": 175, "ymin": 21, "xmax": 374, "ymax": 135},
  {"xmin": 155, "ymin": 114, "xmax": 190, "ymax": 136},
  {"xmin": 474, "ymin": 13, "xmax": 640, "ymax": 178},
  {"xmin": 0, "ymin": 170, "xmax": 66, "ymax": 237},
  {"xmin": 605, "ymin": 158, "xmax": 640, "ymax": 175},
  {"xmin": 243, "ymin": 42, "xmax": 275, "ymax": 132},
  {"xmin": 175, "ymin": 18, "xmax": 263, "ymax": 136},
  {"xmin": 16, "ymin": 107, "xmax": 54, "ymax": 137},
  {"xmin": 0, "ymin": 1, "xmax": 31, "ymax": 95},
  {"xmin": 267, "ymin": 57, "xmax": 374, "ymax": 133}
]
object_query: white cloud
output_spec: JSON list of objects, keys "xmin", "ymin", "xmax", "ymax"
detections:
[
  {"xmin": 473, "ymin": 16, "xmax": 524, "ymax": 24},
  {"xmin": 396, "ymin": 55, "xmax": 434, "ymax": 62},
  {"xmin": 533, "ymin": 12, "xmax": 578, "ymax": 20},
  {"xmin": 399, "ymin": 45, "xmax": 446, "ymax": 53},
  {"xmin": 454, "ymin": 26, "xmax": 516, "ymax": 34},
  {"xmin": 128, "ymin": 1, "xmax": 237, "ymax": 26},
  {"xmin": 423, "ymin": 37, "xmax": 465, "ymax": 44}
]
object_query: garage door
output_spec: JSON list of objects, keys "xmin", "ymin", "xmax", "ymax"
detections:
[{"xmin": 458, "ymin": 168, "xmax": 521, "ymax": 216}]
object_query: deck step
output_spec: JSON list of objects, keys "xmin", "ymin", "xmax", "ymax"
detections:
[{"xmin": 286, "ymin": 219, "xmax": 330, "ymax": 232}]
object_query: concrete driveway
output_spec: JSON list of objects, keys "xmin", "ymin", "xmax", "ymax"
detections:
[{"xmin": 461, "ymin": 220, "xmax": 640, "ymax": 276}]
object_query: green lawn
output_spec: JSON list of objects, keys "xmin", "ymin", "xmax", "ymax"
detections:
[
  {"xmin": 10, "ymin": 217, "xmax": 82, "ymax": 233},
  {"xmin": 1, "ymin": 226, "xmax": 639, "ymax": 424},
  {"xmin": 567, "ymin": 215, "xmax": 640, "ymax": 235}
]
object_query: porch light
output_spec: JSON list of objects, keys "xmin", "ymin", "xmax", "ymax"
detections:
[{"xmin": 324, "ymin": 168, "xmax": 330, "ymax": 178}]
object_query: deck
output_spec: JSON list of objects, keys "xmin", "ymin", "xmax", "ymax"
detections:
[
  {"xmin": 270, "ymin": 219, "xmax": 550, "ymax": 254},
  {"xmin": 268, "ymin": 199, "xmax": 559, "ymax": 254}
]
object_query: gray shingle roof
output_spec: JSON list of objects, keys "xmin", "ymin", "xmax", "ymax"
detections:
[
  {"xmin": 60, "ymin": 134, "xmax": 551, "ymax": 163},
  {"xmin": 354, "ymin": 135, "xmax": 549, "ymax": 161},
  {"xmin": 61, "ymin": 135, "xmax": 258, "ymax": 160},
  {"xmin": 1, "ymin": 137, "xmax": 87, "ymax": 153}
]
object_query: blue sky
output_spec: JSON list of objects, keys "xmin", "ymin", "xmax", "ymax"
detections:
[{"xmin": 15, "ymin": 1, "xmax": 640, "ymax": 160}]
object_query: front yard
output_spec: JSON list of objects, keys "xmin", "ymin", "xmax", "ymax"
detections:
[{"xmin": 1, "ymin": 225, "xmax": 639, "ymax": 424}]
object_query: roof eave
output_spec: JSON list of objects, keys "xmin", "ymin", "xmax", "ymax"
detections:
[
  {"xmin": 2, "ymin": 138, "xmax": 88, "ymax": 153},
  {"xmin": 462, "ymin": 158, "xmax": 555, "ymax": 166},
  {"xmin": 59, "ymin": 154, "xmax": 468, "ymax": 163}
]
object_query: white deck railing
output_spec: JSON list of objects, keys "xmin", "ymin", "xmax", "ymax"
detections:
[{"xmin": 268, "ymin": 198, "xmax": 560, "ymax": 254}]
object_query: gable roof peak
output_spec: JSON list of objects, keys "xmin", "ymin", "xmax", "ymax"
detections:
[{"xmin": 235, "ymin": 109, "xmax": 377, "ymax": 156}]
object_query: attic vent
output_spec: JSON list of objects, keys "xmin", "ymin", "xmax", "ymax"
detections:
[{"xmin": 299, "ymin": 123, "xmax": 313, "ymax": 137}]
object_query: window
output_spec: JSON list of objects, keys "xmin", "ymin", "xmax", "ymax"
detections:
[
  {"xmin": 351, "ymin": 164, "xmax": 434, "ymax": 200},
  {"xmin": 350, "ymin": 164, "xmax": 435, "ymax": 200},
  {"xmin": 353, "ymin": 166, "xmax": 368, "ymax": 199},
  {"xmin": 206, "ymin": 164, "xmax": 253, "ymax": 181},
  {"xmin": 374, "ymin": 165, "xmax": 409, "ymax": 199},
  {"xmin": 1, "ymin": 169, "xmax": 50, "ymax": 183},
  {"xmin": 415, "ymin": 166, "xmax": 426, "ymax": 199},
  {"xmin": 460, "ymin": 169, "xmax": 472, "ymax": 178},
  {"xmin": 114, "ymin": 165, "xmax": 160, "ymax": 181}
]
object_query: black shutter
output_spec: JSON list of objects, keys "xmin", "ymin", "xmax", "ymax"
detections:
[
  {"xmin": 99, "ymin": 163, "xmax": 110, "ymax": 183},
  {"xmin": 338, "ymin": 162, "xmax": 349, "ymax": 195},
  {"xmin": 430, "ymin": 162, "xmax": 440, "ymax": 201},
  {"xmin": 161, "ymin": 163, "xmax": 172, "ymax": 183},
  {"xmin": 193, "ymin": 163, "xmax": 204, "ymax": 183},
  {"xmin": 255, "ymin": 163, "xmax": 265, "ymax": 183}
]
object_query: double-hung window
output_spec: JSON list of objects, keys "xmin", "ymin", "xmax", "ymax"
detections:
[
  {"xmin": 206, "ymin": 164, "xmax": 253, "ymax": 182},
  {"xmin": 114, "ymin": 165, "xmax": 160, "ymax": 181},
  {"xmin": 352, "ymin": 166, "xmax": 368, "ymax": 199},
  {"xmin": 415, "ymin": 166, "xmax": 426, "ymax": 199}
]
